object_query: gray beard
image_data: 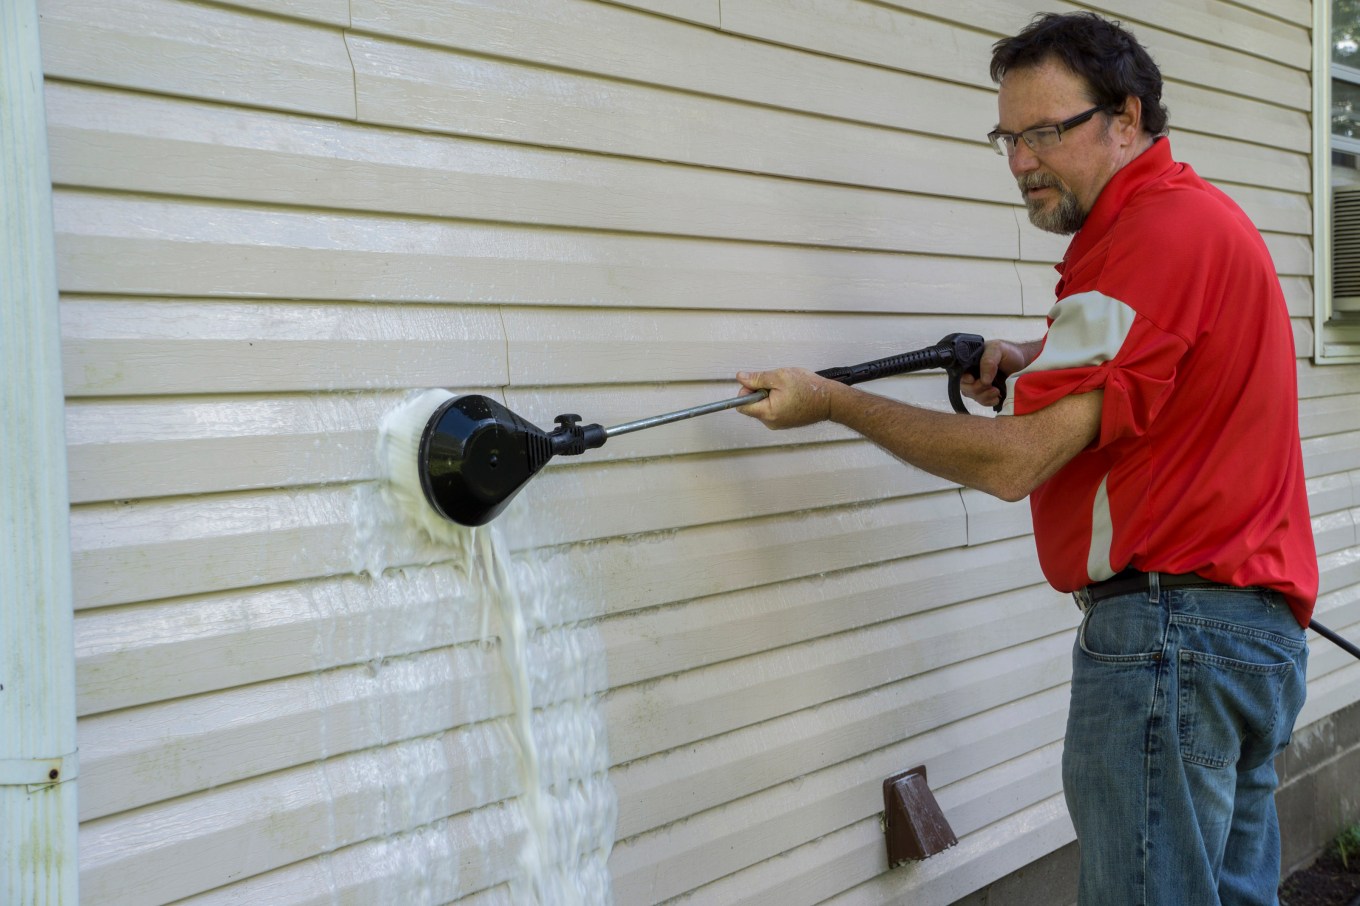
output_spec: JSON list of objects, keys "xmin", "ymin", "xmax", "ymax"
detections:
[{"xmin": 1019, "ymin": 175, "xmax": 1086, "ymax": 235}]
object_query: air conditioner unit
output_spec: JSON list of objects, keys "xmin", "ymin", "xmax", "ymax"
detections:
[{"xmin": 1333, "ymin": 187, "xmax": 1360, "ymax": 312}]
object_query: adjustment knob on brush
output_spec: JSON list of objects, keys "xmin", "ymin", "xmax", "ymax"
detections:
[{"xmin": 550, "ymin": 413, "xmax": 607, "ymax": 457}]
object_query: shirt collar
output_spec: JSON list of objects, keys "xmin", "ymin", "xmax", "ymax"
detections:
[{"xmin": 1058, "ymin": 137, "xmax": 1176, "ymax": 275}]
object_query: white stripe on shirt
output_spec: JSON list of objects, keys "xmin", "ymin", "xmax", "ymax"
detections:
[{"xmin": 1002, "ymin": 290, "xmax": 1138, "ymax": 415}]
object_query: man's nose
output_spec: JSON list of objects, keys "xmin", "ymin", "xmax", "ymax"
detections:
[{"xmin": 1008, "ymin": 141, "xmax": 1041, "ymax": 177}]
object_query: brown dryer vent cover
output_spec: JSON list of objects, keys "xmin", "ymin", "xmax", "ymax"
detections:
[{"xmin": 883, "ymin": 765, "xmax": 959, "ymax": 865}]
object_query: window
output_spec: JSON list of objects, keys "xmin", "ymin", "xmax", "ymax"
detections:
[{"xmin": 1316, "ymin": 0, "xmax": 1360, "ymax": 360}]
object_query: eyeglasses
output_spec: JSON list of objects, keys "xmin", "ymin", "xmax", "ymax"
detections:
[{"xmin": 987, "ymin": 105, "xmax": 1108, "ymax": 157}]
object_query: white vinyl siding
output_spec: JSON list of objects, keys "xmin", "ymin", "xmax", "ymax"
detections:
[{"xmin": 38, "ymin": 0, "xmax": 1360, "ymax": 903}]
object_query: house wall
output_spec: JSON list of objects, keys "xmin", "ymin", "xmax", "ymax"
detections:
[{"xmin": 36, "ymin": 0, "xmax": 1358, "ymax": 903}]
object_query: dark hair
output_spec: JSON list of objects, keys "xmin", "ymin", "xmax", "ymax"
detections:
[{"xmin": 990, "ymin": 12, "xmax": 1168, "ymax": 135}]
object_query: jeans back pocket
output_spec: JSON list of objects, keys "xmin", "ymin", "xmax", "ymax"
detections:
[{"xmin": 1177, "ymin": 647, "xmax": 1297, "ymax": 769}]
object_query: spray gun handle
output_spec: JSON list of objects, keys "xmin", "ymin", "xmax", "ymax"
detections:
[
  {"xmin": 815, "ymin": 344, "xmax": 953, "ymax": 386},
  {"xmin": 940, "ymin": 333, "xmax": 1008, "ymax": 415},
  {"xmin": 817, "ymin": 334, "xmax": 1008, "ymax": 414}
]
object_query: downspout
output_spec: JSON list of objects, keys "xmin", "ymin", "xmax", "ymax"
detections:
[{"xmin": 1, "ymin": 1, "xmax": 80, "ymax": 903}]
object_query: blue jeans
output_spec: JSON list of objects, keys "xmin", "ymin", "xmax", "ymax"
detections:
[{"xmin": 1063, "ymin": 579, "xmax": 1308, "ymax": 905}]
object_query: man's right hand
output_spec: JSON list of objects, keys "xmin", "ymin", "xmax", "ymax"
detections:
[{"xmin": 958, "ymin": 339, "xmax": 1038, "ymax": 409}]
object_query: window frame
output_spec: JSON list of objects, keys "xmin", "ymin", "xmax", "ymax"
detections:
[{"xmin": 1315, "ymin": 0, "xmax": 1360, "ymax": 362}]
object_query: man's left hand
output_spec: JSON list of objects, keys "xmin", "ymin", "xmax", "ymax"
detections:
[{"xmin": 735, "ymin": 368, "xmax": 841, "ymax": 429}]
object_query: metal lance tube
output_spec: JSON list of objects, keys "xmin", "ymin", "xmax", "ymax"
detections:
[{"xmin": 604, "ymin": 390, "xmax": 769, "ymax": 437}]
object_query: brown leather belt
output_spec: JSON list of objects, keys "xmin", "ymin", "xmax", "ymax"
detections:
[{"xmin": 1073, "ymin": 569, "xmax": 1224, "ymax": 612}]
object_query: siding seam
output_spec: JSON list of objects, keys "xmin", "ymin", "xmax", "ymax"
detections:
[
  {"xmin": 959, "ymin": 487, "xmax": 973, "ymax": 546},
  {"xmin": 341, "ymin": 29, "xmax": 359, "ymax": 122},
  {"xmin": 497, "ymin": 305, "xmax": 513, "ymax": 389}
]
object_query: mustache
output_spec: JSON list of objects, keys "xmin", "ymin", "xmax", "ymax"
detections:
[{"xmin": 1017, "ymin": 173, "xmax": 1065, "ymax": 192}]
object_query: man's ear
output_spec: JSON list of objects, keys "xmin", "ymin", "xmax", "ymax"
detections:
[{"xmin": 1114, "ymin": 95, "xmax": 1143, "ymax": 143}]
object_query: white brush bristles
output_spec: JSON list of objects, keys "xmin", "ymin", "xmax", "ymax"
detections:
[{"xmin": 378, "ymin": 388, "xmax": 464, "ymax": 543}]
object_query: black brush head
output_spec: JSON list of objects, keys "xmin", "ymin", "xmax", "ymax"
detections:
[{"xmin": 418, "ymin": 394, "xmax": 554, "ymax": 527}]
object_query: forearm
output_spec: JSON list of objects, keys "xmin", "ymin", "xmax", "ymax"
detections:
[
  {"xmin": 826, "ymin": 381, "xmax": 1099, "ymax": 502},
  {"xmin": 828, "ymin": 385, "xmax": 1020, "ymax": 498}
]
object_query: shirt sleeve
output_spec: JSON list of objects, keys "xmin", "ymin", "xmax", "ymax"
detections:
[{"xmin": 1009, "ymin": 290, "xmax": 1188, "ymax": 448}]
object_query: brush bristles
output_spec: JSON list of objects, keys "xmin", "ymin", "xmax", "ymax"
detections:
[{"xmin": 379, "ymin": 388, "xmax": 463, "ymax": 540}]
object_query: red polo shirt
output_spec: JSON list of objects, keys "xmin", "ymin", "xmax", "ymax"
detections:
[{"xmin": 1008, "ymin": 138, "xmax": 1317, "ymax": 626}]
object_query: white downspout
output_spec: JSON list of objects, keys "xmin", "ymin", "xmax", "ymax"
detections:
[{"xmin": 1, "ymin": 1, "xmax": 80, "ymax": 903}]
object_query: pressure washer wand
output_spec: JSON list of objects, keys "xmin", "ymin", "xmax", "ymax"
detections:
[
  {"xmin": 411, "ymin": 333, "xmax": 1006, "ymax": 526},
  {"xmin": 604, "ymin": 332, "xmax": 1006, "ymax": 438}
]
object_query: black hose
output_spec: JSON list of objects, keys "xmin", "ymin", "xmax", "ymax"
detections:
[{"xmin": 1310, "ymin": 619, "xmax": 1360, "ymax": 661}]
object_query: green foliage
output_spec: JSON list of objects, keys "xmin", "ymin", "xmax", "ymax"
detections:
[
  {"xmin": 1336, "ymin": 0, "xmax": 1360, "ymax": 137},
  {"xmin": 1338, "ymin": 0, "xmax": 1360, "ymax": 64},
  {"xmin": 1335, "ymin": 822, "xmax": 1360, "ymax": 872}
]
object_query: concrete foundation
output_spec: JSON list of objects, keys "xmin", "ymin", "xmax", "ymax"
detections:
[{"xmin": 1278, "ymin": 696, "xmax": 1360, "ymax": 877}]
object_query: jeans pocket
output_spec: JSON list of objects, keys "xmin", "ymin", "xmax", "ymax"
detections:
[{"xmin": 1177, "ymin": 649, "xmax": 1295, "ymax": 769}]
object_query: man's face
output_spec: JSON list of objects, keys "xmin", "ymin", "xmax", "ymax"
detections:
[{"xmin": 995, "ymin": 60, "xmax": 1128, "ymax": 235}]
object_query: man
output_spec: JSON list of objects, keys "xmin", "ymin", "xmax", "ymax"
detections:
[{"xmin": 736, "ymin": 12, "xmax": 1317, "ymax": 906}]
